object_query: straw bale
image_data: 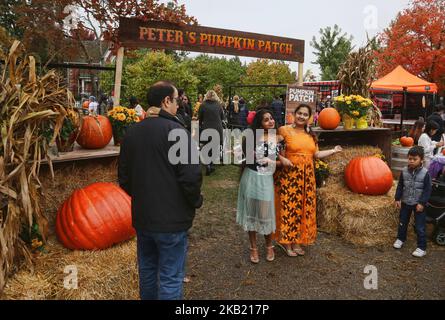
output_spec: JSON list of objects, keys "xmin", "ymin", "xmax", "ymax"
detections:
[
  {"xmin": 316, "ymin": 145, "xmax": 407, "ymax": 246},
  {"xmin": 2, "ymin": 237, "xmax": 138, "ymax": 300}
]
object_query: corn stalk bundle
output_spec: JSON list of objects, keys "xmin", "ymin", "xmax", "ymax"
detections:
[
  {"xmin": 0, "ymin": 41, "xmax": 75, "ymax": 293},
  {"xmin": 337, "ymin": 42, "xmax": 376, "ymax": 98}
]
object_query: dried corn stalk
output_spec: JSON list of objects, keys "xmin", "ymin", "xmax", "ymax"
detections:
[
  {"xmin": 337, "ymin": 41, "xmax": 376, "ymax": 98},
  {"xmin": 0, "ymin": 41, "xmax": 75, "ymax": 293}
]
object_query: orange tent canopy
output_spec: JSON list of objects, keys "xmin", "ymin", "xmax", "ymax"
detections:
[{"xmin": 371, "ymin": 65, "xmax": 437, "ymax": 93}]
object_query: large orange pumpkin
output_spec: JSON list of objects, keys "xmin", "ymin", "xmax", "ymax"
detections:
[
  {"xmin": 442, "ymin": 148, "xmax": 445, "ymax": 156},
  {"xmin": 399, "ymin": 136, "xmax": 414, "ymax": 147},
  {"xmin": 56, "ymin": 182, "xmax": 135, "ymax": 250},
  {"xmin": 76, "ymin": 115, "xmax": 112, "ymax": 149},
  {"xmin": 318, "ymin": 108, "xmax": 341, "ymax": 130},
  {"xmin": 344, "ymin": 157, "xmax": 393, "ymax": 195}
]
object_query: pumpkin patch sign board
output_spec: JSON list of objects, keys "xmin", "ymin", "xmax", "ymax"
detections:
[
  {"xmin": 285, "ymin": 85, "xmax": 318, "ymax": 124},
  {"xmin": 118, "ymin": 18, "xmax": 305, "ymax": 62}
]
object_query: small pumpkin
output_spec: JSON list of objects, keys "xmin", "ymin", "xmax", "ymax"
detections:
[
  {"xmin": 317, "ymin": 108, "xmax": 341, "ymax": 130},
  {"xmin": 286, "ymin": 112, "xmax": 295, "ymax": 125},
  {"xmin": 76, "ymin": 115, "xmax": 112, "ymax": 149},
  {"xmin": 399, "ymin": 136, "xmax": 414, "ymax": 147},
  {"xmin": 344, "ymin": 156, "xmax": 393, "ymax": 195},
  {"xmin": 56, "ymin": 182, "xmax": 135, "ymax": 250},
  {"xmin": 442, "ymin": 148, "xmax": 445, "ymax": 156}
]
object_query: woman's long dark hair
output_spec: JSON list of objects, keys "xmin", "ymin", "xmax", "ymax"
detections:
[
  {"xmin": 239, "ymin": 108, "xmax": 277, "ymax": 178},
  {"xmin": 425, "ymin": 120, "xmax": 439, "ymax": 137},
  {"xmin": 294, "ymin": 104, "xmax": 317, "ymax": 144},
  {"xmin": 408, "ymin": 118, "xmax": 425, "ymax": 144}
]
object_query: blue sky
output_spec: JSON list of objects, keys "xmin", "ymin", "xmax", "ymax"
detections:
[{"xmin": 173, "ymin": 0, "xmax": 411, "ymax": 79}]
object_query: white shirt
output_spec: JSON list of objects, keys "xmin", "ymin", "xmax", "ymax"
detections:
[
  {"xmin": 89, "ymin": 101, "xmax": 99, "ymax": 114},
  {"xmin": 418, "ymin": 133, "xmax": 438, "ymax": 167}
]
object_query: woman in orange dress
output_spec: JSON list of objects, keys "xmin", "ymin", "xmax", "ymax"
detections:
[{"xmin": 274, "ymin": 104, "xmax": 342, "ymax": 256}]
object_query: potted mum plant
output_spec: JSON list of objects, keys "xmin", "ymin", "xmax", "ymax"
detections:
[
  {"xmin": 107, "ymin": 106, "xmax": 140, "ymax": 145},
  {"xmin": 315, "ymin": 159, "xmax": 330, "ymax": 187},
  {"xmin": 334, "ymin": 94, "xmax": 373, "ymax": 129}
]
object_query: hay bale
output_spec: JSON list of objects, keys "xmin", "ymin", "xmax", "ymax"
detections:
[
  {"xmin": 2, "ymin": 237, "xmax": 139, "ymax": 300},
  {"xmin": 316, "ymin": 145, "xmax": 404, "ymax": 246},
  {"xmin": 317, "ymin": 182, "xmax": 399, "ymax": 246}
]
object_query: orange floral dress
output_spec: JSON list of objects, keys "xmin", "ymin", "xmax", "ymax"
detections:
[{"xmin": 274, "ymin": 126, "xmax": 318, "ymax": 245}]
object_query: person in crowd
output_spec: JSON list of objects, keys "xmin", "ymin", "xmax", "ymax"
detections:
[
  {"xmin": 193, "ymin": 94, "xmax": 203, "ymax": 119},
  {"xmin": 129, "ymin": 96, "xmax": 145, "ymax": 120},
  {"xmin": 393, "ymin": 146, "xmax": 432, "ymax": 258},
  {"xmin": 177, "ymin": 89, "xmax": 192, "ymax": 131},
  {"xmin": 426, "ymin": 103, "xmax": 445, "ymax": 142},
  {"xmin": 418, "ymin": 120, "xmax": 444, "ymax": 168},
  {"xmin": 181, "ymin": 95, "xmax": 193, "ymax": 117},
  {"xmin": 229, "ymin": 95, "xmax": 241, "ymax": 128},
  {"xmin": 198, "ymin": 90, "xmax": 225, "ymax": 175},
  {"xmin": 274, "ymin": 104, "xmax": 342, "ymax": 256},
  {"xmin": 325, "ymin": 95, "xmax": 332, "ymax": 108},
  {"xmin": 88, "ymin": 96, "xmax": 99, "ymax": 115},
  {"xmin": 237, "ymin": 98, "xmax": 249, "ymax": 130},
  {"xmin": 270, "ymin": 96, "xmax": 286, "ymax": 127},
  {"xmin": 118, "ymin": 81, "xmax": 203, "ymax": 300},
  {"xmin": 237, "ymin": 109, "xmax": 289, "ymax": 263},
  {"xmin": 408, "ymin": 117, "xmax": 425, "ymax": 145}
]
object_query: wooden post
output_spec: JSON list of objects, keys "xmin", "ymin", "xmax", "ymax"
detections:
[
  {"xmin": 113, "ymin": 47, "xmax": 125, "ymax": 107},
  {"xmin": 297, "ymin": 63, "xmax": 304, "ymax": 86}
]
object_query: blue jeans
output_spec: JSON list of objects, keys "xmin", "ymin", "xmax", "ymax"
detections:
[
  {"xmin": 136, "ymin": 230, "xmax": 187, "ymax": 300},
  {"xmin": 397, "ymin": 203, "xmax": 427, "ymax": 250}
]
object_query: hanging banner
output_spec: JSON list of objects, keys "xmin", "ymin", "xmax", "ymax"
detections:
[
  {"xmin": 118, "ymin": 18, "xmax": 305, "ymax": 62},
  {"xmin": 285, "ymin": 85, "xmax": 318, "ymax": 124}
]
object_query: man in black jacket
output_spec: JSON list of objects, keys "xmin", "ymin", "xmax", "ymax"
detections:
[{"xmin": 118, "ymin": 81, "xmax": 203, "ymax": 300}]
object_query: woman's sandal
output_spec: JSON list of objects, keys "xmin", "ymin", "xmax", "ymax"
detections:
[
  {"xmin": 250, "ymin": 248, "xmax": 259, "ymax": 264},
  {"xmin": 292, "ymin": 245, "xmax": 305, "ymax": 256},
  {"xmin": 266, "ymin": 246, "xmax": 275, "ymax": 262},
  {"xmin": 276, "ymin": 243, "xmax": 298, "ymax": 257}
]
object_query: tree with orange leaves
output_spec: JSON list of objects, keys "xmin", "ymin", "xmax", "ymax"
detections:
[
  {"xmin": 1, "ymin": 0, "xmax": 196, "ymax": 65},
  {"xmin": 375, "ymin": 0, "xmax": 445, "ymax": 94}
]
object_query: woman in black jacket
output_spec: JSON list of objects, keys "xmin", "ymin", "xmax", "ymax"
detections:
[{"xmin": 198, "ymin": 90, "xmax": 224, "ymax": 175}]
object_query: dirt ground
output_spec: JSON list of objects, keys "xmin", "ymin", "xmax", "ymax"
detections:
[
  {"xmin": 2, "ymin": 164, "xmax": 444, "ymax": 300},
  {"xmin": 186, "ymin": 165, "xmax": 445, "ymax": 300}
]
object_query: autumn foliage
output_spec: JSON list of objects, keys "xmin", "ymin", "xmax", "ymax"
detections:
[
  {"xmin": 375, "ymin": 0, "xmax": 445, "ymax": 94},
  {"xmin": 8, "ymin": 0, "xmax": 197, "ymax": 64}
]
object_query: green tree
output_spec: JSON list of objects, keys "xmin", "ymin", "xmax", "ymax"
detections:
[
  {"xmin": 240, "ymin": 59, "xmax": 295, "ymax": 108},
  {"xmin": 311, "ymin": 25, "xmax": 354, "ymax": 80},
  {"xmin": 101, "ymin": 51, "xmax": 199, "ymax": 108},
  {"xmin": 183, "ymin": 55, "xmax": 247, "ymax": 100}
]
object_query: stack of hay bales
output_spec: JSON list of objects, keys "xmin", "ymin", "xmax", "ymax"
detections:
[{"xmin": 316, "ymin": 146, "xmax": 400, "ymax": 246}]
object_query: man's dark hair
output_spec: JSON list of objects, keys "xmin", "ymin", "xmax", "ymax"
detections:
[
  {"xmin": 408, "ymin": 145, "xmax": 424, "ymax": 159},
  {"xmin": 178, "ymin": 88, "xmax": 185, "ymax": 97},
  {"xmin": 147, "ymin": 81, "xmax": 176, "ymax": 107},
  {"xmin": 425, "ymin": 120, "xmax": 439, "ymax": 136}
]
